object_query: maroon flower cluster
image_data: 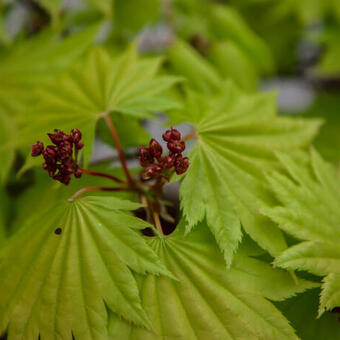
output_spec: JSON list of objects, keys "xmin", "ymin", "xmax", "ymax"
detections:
[
  {"xmin": 31, "ymin": 129, "xmax": 84, "ymax": 185},
  {"xmin": 139, "ymin": 127, "xmax": 189, "ymax": 180}
]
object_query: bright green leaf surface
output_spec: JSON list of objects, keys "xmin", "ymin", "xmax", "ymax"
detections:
[
  {"xmin": 179, "ymin": 82, "xmax": 322, "ymax": 265},
  {"xmin": 263, "ymin": 150, "xmax": 340, "ymax": 315},
  {"xmin": 108, "ymin": 224, "xmax": 314, "ymax": 339},
  {"xmin": 0, "ymin": 25, "xmax": 98, "ymax": 115},
  {"xmin": 18, "ymin": 45, "xmax": 181, "ymax": 166},
  {"xmin": 0, "ymin": 196, "xmax": 172, "ymax": 339}
]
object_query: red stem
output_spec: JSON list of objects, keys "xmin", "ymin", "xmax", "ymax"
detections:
[
  {"xmin": 103, "ymin": 113, "xmax": 135, "ymax": 186},
  {"xmin": 81, "ymin": 168, "xmax": 125, "ymax": 184}
]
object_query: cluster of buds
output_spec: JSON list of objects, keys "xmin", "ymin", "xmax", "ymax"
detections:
[
  {"xmin": 139, "ymin": 127, "xmax": 189, "ymax": 180},
  {"xmin": 31, "ymin": 129, "xmax": 84, "ymax": 185}
]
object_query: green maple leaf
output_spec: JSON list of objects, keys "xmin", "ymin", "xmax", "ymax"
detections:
[
  {"xmin": 0, "ymin": 25, "xmax": 98, "ymax": 115},
  {"xmin": 262, "ymin": 149, "xmax": 340, "ymax": 316},
  {"xmin": 108, "ymin": 224, "xmax": 316, "ymax": 340},
  {"xmin": 0, "ymin": 196, "xmax": 172, "ymax": 340},
  {"xmin": 18, "ymin": 45, "xmax": 181, "ymax": 166},
  {"xmin": 178, "ymin": 81, "xmax": 322, "ymax": 266}
]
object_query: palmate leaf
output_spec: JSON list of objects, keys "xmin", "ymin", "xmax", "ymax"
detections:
[
  {"xmin": 178, "ymin": 81, "xmax": 322, "ymax": 266},
  {"xmin": 262, "ymin": 149, "xmax": 340, "ymax": 316},
  {"xmin": 0, "ymin": 195, "xmax": 172, "ymax": 340},
  {"xmin": 108, "ymin": 224, "xmax": 316, "ymax": 340},
  {"xmin": 18, "ymin": 45, "xmax": 181, "ymax": 166},
  {"xmin": 0, "ymin": 25, "xmax": 98, "ymax": 115}
]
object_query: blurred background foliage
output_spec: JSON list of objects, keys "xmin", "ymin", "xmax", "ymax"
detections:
[{"xmin": 0, "ymin": 1, "xmax": 340, "ymax": 337}]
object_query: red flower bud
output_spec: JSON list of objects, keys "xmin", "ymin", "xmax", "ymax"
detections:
[
  {"xmin": 74, "ymin": 168, "xmax": 82, "ymax": 178},
  {"xmin": 58, "ymin": 141, "xmax": 73, "ymax": 158},
  {"xmin": 70, "ymin": 128, "xmax": 82, "ymax": 143},
  {"xmin": 43, "ymin": 146, "xmax": 57, "ymax": 163},
  {"xmin": 139, "ymin": 146, "xmax": 154, "ymax": 167},
  {"xmin": 167, "ymin": 140, "xmax": 185, "ymax": 154},
  {"xmin": 48, "ymin": 130, "xmax": 68, "ymax": 145},
  {"xmin": 149, "ymin": 138, "xmax": 163, "ymax": 159},
  {"xmin": 75, "ymin": 141, "xmax": 84, "ymax": 150},
  {"xmin": 141, "ymin": 164, "xmax": 163, "ymax": 180},
  {"xmin": 162, "ymin": 126, "xmax": 181, "ymax": 142},
  {"xmin": 31, "ymin": 141, "xmax": 44, "ymax": 157},
  {"xmin": 159, "ymin": 155, "xmax": 176, "ymax": 169},
  {"xmin": 174, "ymin": 155, "xmax": 189, "ymax": 175}
]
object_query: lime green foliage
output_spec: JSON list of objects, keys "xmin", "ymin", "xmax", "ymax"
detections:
[
  {"xmin": 263, "ymin": 150, "xmax": 340, "ymax": 316},
  {"xmin": 208, "ymin": 41, "xmax": 258, "ymax": 92},
  {"xmin": 293, "ymin": 93, "xmax": 340, "ymax": 163},
  {"xmin": 0, "ymin": 26, "xmax": 98, "ymax": 115},
  {"xmin": 0, "ymin": 196, "xmax": 173, "ymax": 339},
  {"xmin": 0, "ymin": 187, "xmax": 8, "ymax": 243},
  {"xmin": 86, "ymin": 0, "xmax": 114, "ymax": 18},
  {"xmin": 209, "ymin": 5, "xmax": 275, "ymax": 75},
  {"xmin": 108, "ymin": 225, "xmax": 315, "ymax": 339},
  {"xmin": 315, "ymin": 23, "xmax": 340, "ymax": 76},
  {"xmin": 113, "ymin": 0, "xmax": 160, "ymax": 39},
  {"xmin": 179, "ymin": 82, "xmax": 322, "ymax": 265},
  {"xmin": 11, "ymin": 165, "xmax": 133, "ymax": 233},
  {"xmin": 0, "ymin": 109, "xmax": 15, "ymax": 183},
  {"xmin": 167, "ymin": 39, "xmax": 222, "ymax": 94},
  {"xmin": 18, "ymin": 45, "xmax": 181, "ymax": 166},
  {"xmin": 278, "ymin": 289, "xmax": 340, "ymax": 340},
  {"xmin": 169, "ymin": 2, "xmax": 273, "ymax": 91}
]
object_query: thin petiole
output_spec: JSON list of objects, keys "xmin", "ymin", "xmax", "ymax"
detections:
[
  {"xmin": 81, "ymin": 168, "xmax": 126, "ymax": 184},
  {"xmin": 103, "ymin": 113, "xmax": 135, "ymax": 186}
]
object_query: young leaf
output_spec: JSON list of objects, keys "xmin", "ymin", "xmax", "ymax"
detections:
[
  {"xmin": 0, "ymin": 25, "xmax": 98, "ymax": 115},
  {"xmin": 18, "ymin": 45, "xmax": 181, "ymax": 166},
  {"xmin": 0, "ymin": 196, "xmax": 172, "ymax": 339},
  {"xmin": 108, "ymin": 224, "xmax": 313, "ymax": 340},
  {"xmin": 262, "ymin": 149, "xmax": 340, "ymax": 316},
  {"xmin": 179, "ymin": 81, "xmax": 322, "ymax": 265}
]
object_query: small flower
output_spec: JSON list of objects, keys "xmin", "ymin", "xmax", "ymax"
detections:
[
  {"xmin": 174, "ymin": 155, "xmax": 189, "ymax": 175},
  {"xmin": 139, "ymin": 146, "xmax": 154, "ymax": 167},
  {"xmin": 31, "ymin": 128, "xmax": 84, "ymax": 185},
  {"xmin": 167, "ymin": 140, "xmax": 185, "ymax": 154},
  {"xmin": 159, "ymin": 155, "xmax": 176, "ymax": 169},
  {"xmin": 149, "ymin": 138, "xmax": 163, "ymax": 159},
  {"xmin": 141, "ymin": 165, "xmax": 163, "ymax": 179},
  {"xmin": 75, "ymin": 141, "xmax": 84, "ymax": 150},
  {"xmin": 74, "ymin": 168, "xmax": 83, "ymax": 178},
  {"xmin": 162, "ymin": 126, "xmax": 181, "ymax": 142},
  {"xmin": 31, "ymin": 141, "xmax": 44, "ymax": 157},
  {"xmin": 70, "ymin": 128, "xmax": 82, "ymax": 143}
]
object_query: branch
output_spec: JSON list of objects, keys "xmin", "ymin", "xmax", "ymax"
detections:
[
  {"xmin": 103, "ymin": 113, "xmax": 135, "ymax": 186},
  {"xmin": 81, "ymin": 168, "xmax": 126, "ymax": 184}
]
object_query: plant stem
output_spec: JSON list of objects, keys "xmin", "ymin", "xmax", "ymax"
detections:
[
  {"xmin": 69, "ymin": 186, "xmax": 129, "ymax": 200},
  {"xmin": 81, "ymin": 168, "xmax": 126, "ymax": 184},
  {"xmin": 152, "ymin": 209, "xmax": 164, "ymax": 236},
  {"xmin": 103, "ymin": 113, "xmax": 135, "ymax": 186},
  {"xmin": 181, "ymin": 131, "xmax": 197, "ymax": 142}
]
